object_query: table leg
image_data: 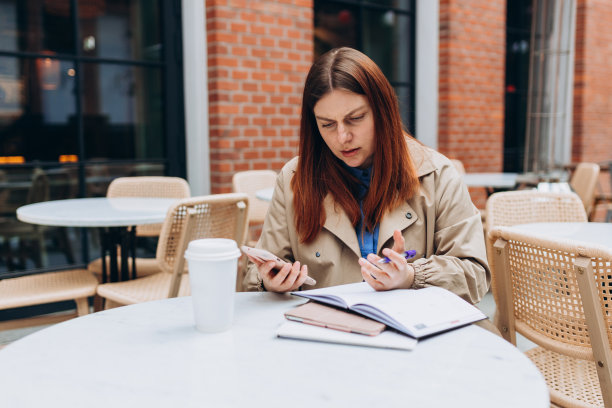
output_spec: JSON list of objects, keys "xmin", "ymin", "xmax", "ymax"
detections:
[
  {"xmin": 119, "ymin": 228, "xmax": 130, "ymax": 282},
  {"xmin": 108, "ymin": 228, "xmax": 120, "ymax": 283},
  {"xmin": 130, "ymin": 228, "xmax": 136, "ymax": 280},
  {"xmin": 98, "ymin": 226, "xmax": 138, "ymax": 283},
  {"xmin": 99, "ymin": 228, "xmax": 108, "ymax": 284}
]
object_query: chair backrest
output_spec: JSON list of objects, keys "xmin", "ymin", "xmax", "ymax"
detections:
[
  {"xmin": 107, "ymin": 176, "xmax": 191, "ymax": 236},
  {"xmin": 156, "ymin": 193, "xmax": 249, "ymax": 296},
  {"xmin": 569, "ymin": 162, "xmax": 600, "ymax": 216},
  {"xmin": 485, "ymin": 190, "xmax": 587, "ymax": 303},
  {"xmin": 231, "ymin": 170, "xmax": 276, "ymax": 224},
  {"xmin": 450, "ymin": 159, "xmax": 466, "ymax": 175},
  {"xmin": 490, "ymin": 227, "xmax": 612, "ymax": 406}
]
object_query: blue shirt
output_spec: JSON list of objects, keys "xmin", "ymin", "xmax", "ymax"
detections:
[{"xmin": 343, "ymin": 164, "xmax": 380, "ymax": 259}]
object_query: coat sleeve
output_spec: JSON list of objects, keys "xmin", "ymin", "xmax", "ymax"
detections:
[
  {"xmin": 410, "ymin": 163, "xmax": 491, "ymax": 304},
  {"xmin": 242, "ymin": 166, "xmax": 295, "ymax": 291}
]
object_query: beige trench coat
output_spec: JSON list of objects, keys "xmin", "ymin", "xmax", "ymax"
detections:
[{"xmin": 243, "ymin": 138, "xmax": 491, "ymax": 304}]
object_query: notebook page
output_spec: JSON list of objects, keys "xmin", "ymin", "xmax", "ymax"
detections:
[{"xmin": 350, "ymin": 287, "xmax": 486, "ymax": 336}]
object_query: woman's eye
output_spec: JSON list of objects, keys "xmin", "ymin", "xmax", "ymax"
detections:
[
  {"xmin": 321, "ymin": 122, "xmax": 335, "ymax": 129},
  {"xmin": 349, "ymin": 115, "xmax": 364, "ymax": 121}
]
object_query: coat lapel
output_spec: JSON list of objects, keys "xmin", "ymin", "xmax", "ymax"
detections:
[
  {"xmin": 320, "ymin": 137, "xmax": 435, "ymax": 258},
  {"xmin": 322, "ymin": 194, "xmax": 362, "ymax": 258},
  {"xmin": 377, "ymin": 200, "xmax": 418, "ymax": 253}
]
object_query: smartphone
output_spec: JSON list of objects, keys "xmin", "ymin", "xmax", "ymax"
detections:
[{"xmin": 240, "ymin": 246, "xmax": 316, "ymax": 286}]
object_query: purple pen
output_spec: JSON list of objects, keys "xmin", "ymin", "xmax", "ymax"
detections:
[{"xmin": 378, "ymin": 249, "xmax": 417, "ymax": 264}]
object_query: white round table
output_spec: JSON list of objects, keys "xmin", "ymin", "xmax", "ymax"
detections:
[
  {"xmin": 17, "ymin": 197, "xmax": 176, "ymax": 227},
  {"xmin": 462, "ymin": 173, "xmax": 519, "ymax": 196},
  {"xmin": 17, "ymin": 197, "xmax": 177, "ymax": 281},
  {"xmin": 0, "ymin": 293, "xmax": 549, "ymax": 407},
  {"xmin": 255, "ymin": 187, "xmax": 274, "ymax": 202},
  {"xmin": 509, "ymin": 222, "xmax": 612, "ymax": 249}
]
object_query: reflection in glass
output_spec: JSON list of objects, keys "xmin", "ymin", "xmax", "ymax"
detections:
[
  {"xmin": 362, "ymin": 9, "xmax": 412, "ymax": 84},
  {"xmin": 314, "ymin": 3, "xmax": 359, "ymax": 56},
  {"xmin": 0, "ymin": 165, "xmax": 80, "ymax": 274},
  {"xmin": 0, "ymin": 56, "xmax": 78, "ymax": 162},
  {"xmin": 81, "ymin": 63, "xmax": 164, "ymax": 160},
  {"xmin": 78, "ymin": 0, "xmax": 161, "ymax": 61},
  {"xmin": 0, "ymin": 0, "xmax": 75, "ymax": 54},
  {"xmin": 395, "ymin": 86, "xmax": 413, "ymax": 133},
  {"xmin": 375, "ymin": 0, "xmax": 411, "ymax": 11}
]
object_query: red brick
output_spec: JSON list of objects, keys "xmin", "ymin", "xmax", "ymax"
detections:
[{"xmin": 206, "ymin": 0, "xmax": 313, "ymax": 192}]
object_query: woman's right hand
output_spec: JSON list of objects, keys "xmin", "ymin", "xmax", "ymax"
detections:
[{"xmin": 247, "ymin": 255, "xmax": 309, "ymax": 292}]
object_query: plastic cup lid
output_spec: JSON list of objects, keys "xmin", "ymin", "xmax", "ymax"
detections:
[{"xmin": 184, "ymin": 238, "xmax": 241, "ymax": 261}]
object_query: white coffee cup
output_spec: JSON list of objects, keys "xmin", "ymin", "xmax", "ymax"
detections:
[{"xmin": 184, "ymin": 238, "xmax": 241, "ymax": 333}]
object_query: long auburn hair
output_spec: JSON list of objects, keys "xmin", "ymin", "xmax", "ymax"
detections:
[{"xmin": 291, "ymin": 47, "xmax": 420, "ymax": 244}]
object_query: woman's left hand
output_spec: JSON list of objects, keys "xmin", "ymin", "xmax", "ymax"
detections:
[{"xmin": 358, "ymin": 229, "xmax": 415, "ymax": 291}]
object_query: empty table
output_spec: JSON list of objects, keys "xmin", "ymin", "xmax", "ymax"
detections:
[
  {"xmin": 17, "ymin": 197, "xmax": 176, "ymax": 282},
  {"xmin": 509, "ymin": 222, "xmax": 612, "ymax": 249}
]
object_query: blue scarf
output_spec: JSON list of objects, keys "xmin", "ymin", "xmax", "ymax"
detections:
[{"xmin": 343, "ymin": 164, "xmax": 380, "ymax": 258}]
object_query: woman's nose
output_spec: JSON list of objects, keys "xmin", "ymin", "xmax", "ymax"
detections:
[{"xmin": 337, "ymin": 124, "xmax": 350, "ymax": 143}]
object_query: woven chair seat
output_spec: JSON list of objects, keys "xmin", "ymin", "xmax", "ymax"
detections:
[
  {"xmin": 0, "ymin": 269, "xmax": 98, "ymax": 309},
  {"xmin": 96, "ymin": 272, "xmax": 190, "ymax": 306},
  {"xmin": 526, "ymin": 347, "xmax": 603, "ymax": 408},
  {"xmin": 96, "ymin": 194, "xmax": 248, "ymax": 308},
  {"xmin": 88, "ymin": 256, "xmax": 186, "ymax": 282},
  {"xmin": 87, "ymin": 176, "xmax": 191, "ymax": 281}
]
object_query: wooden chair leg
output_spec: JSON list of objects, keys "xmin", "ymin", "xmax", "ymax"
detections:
[
  {"xmin": 75, "ymin": 297, "xmax": 90, "ymax": 316},
  {"xmin": 104, "ymin": 299, "xmax": 122, "ymax": 310},
  {"xmin": 93, "ymin": 294, "xmax": 105, "ymax": 312}
]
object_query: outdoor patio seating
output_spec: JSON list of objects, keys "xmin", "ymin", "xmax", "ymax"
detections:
[
  {"xmin": 232, "ymin": 170, "xmax": 276, "ymax": 242},
  {"xmin": 0, "ymin": 269, "xmax": 98, "ymax": 331},
  {"xmin": 490, "ymin": 226, "xmax": 612, "ymax": 408},
  {"xmin": 87, "ymin": 176, "xmax": 191, "ymax": 281},
  {"xmin": 96, "ymin": 193, "xmax": 249, "ymax": 309},
  {"xmin": 0, "ymin": 168, "xmax": 50, "ymax": 270},
  {"xmin": 485, "ymin": 190, "xmax": 587, "ymax": 313},
  {"xmin": 568, "ymin": 162, "xmax": 600, "ymax": 220}
]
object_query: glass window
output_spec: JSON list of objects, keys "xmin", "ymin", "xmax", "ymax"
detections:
[
  {"xmin": 314, "ymin": 0, "xmax": 416, "ymax": 133},
  {"xmin": 0, "ymin": 1, "xmax": 182, "ymax": 278},
  {"xmin": 81, "ymin": 63, "xmax": 164, "ymax": 160},
  {"xmin": 78, "ymin": 0, "xmax": 161, "ymax": 61},
  {"xmin": 374, "ymin": 0, "xmax": 412, "ymax": 11},
  {"xmin": 0, "ymin": 56, "xmax": 78, "ymax": 161},
  {"xmin": 361, "ymin": 9, "xmax": 412, "ymax": 83},
  {"xmin": 0, "ymin": 0, "xmax": 75, "ymax": 54}
]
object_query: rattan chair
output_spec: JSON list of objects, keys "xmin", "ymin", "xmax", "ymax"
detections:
[
  {"xmin": 491, "ymin": 227, "xmax": 612, "ymax": 408},
  {"xmin": 485, "ymin": 191, "xmax": 587, "ymax": 309},
  {"xmin": 0, "ymin": 269, "xmax": 98, "ymax": 331},
  {"xmin": 96, "ymin": 193, "xmax": 249, "ymax": 308},
  {"xmin": 569, "ymin": 162, "xmax": 600, "ymax": 220},
  {"xmin": 87, "ymin": 177, "xmax": 191, "ymax": 281},
  {"xmin": 1, "ymin": 168, "xmax": 50, "ymax": 269},
  {"xmin": 232, "ymin": 170, "xmax": 276, "ymax": 227}
]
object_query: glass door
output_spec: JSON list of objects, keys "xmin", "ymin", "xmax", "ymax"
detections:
[{"xmin": 0, "ymin": 0, "xmax": 185, "ymax": 278}]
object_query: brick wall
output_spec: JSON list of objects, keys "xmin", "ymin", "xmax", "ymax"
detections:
[
  {"xmin": 574, "ymin": 0, "xmax": 612, "ymax": 220},
  {"xmin": 573, "ymin": 0, "xmax": 612, "ymax": 163},
  {"xmin": 206, "ymin": 0, "xmax": 313, "ymax": 193},
  {"xmin": 438, "ymin": 0, "xmax": 507, "ymax": 208}
]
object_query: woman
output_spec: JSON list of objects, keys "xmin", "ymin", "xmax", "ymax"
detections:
[{"xmin": 243, "ymin": 47, "xmax": 489, "ymax": 304}]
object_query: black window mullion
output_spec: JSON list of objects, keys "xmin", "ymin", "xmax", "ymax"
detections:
[
  {"xmin": 69, "ymin": 0, "xmax": 90, "ymax": 265},
  {"xmin": 161, "ymin": 0, "xmax": 186, "ymax": 179}
]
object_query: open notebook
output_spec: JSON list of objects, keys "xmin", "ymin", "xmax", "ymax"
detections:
[{"xmin": 291, "ymin": 282, "xmax": 486, "ymax": 339}]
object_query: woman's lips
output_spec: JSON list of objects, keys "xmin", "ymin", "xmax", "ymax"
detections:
[{"xmin": 341, "ymin": 148, "xmax": 360, "ymax": 157}]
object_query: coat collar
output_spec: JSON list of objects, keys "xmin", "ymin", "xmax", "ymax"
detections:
[{"xmin": 321, "ymin": 137, "xmax": 433, "ymax": 257}]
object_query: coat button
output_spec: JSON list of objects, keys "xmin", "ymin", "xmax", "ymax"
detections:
[
  {"xmin": 315, "ymin": 252, "xmax": 320, "ymax": 257},
  {"xmin": 405, "ymin": 212, "xmax": 412, "ymax": 219}
]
